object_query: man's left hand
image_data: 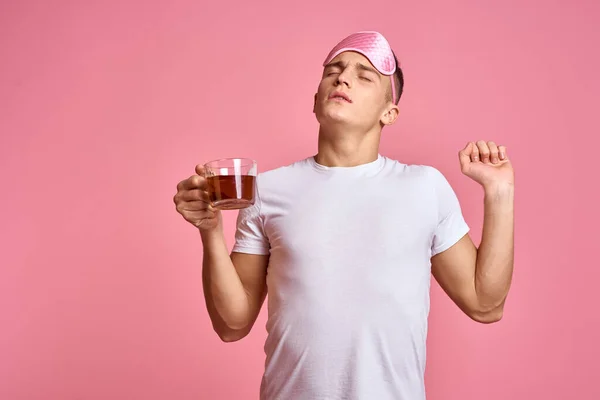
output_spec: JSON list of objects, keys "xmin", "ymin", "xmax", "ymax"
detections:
[{"xmin": 459, "ymin": 141, "xmax": 514, "ymax": 189}]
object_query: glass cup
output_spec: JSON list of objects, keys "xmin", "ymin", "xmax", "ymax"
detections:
[{"xmin": 204, "ymin": 158, "xmax": 257, "ymax": 210}]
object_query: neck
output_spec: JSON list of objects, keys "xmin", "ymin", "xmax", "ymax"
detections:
[{"xmin": 315, "ymin": 124, "xmax": 381, "ymax": 167}]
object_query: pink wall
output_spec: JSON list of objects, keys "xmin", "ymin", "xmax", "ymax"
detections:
[{"xmin": 1, "ymin": 1, "xmax": 599, "ymax": 399}]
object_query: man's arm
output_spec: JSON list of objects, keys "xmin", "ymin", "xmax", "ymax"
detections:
[
  {"xmin": 201, "ymin": 227, "xmax": 269, "ymax": 342},
  {"xmin": 174, "ymin": 164, "xmax": 269, "ymax": 342},
  {"xmin": 431, "ymin": 140, "xmax": 515, "ymax": 324},
  {"xmin": 432, "ymin": 183, "xmax": 514, "ymax": 323}
]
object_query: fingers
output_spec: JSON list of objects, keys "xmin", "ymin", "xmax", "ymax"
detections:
[
  {"xmin": 177, "ymin": 189, "xmax": 210, "ymax": 203},
  {"xmin": 177, "ymin": 174, "xmax": 207, "ymax": 191},
  {"xmin": 476, "ymin": 140, "xmax": 507, "ymax": 164},
  {"xmin": 174, "ymin": 178, "xmax": 212, "ymax": 211},
  {"xmin": 487, "ymin": 141, "xmax": 499, "ymax": 164},
  {"xmin": 476, "ymin": 140, "xmax": 490, "ymax": 163},
  {"xmin": 180, "ymin": 205, "xmax": 218, "ymax": 218},
  {"xmin": 195, "ymin": 164, "xmax": 206, "ymax": 177},
  {"xmin": 460, "ymin": 142, "xmax": 474, "ymax": 156},
  {"xmin": 470, "ymin": 142, "xmax": 479, "ymax": 162},
  {"xmin": 174, "ymin": 166, "xmax": 220, "ymax": 230},
  {"xmin": 176, "ymin": 201, "xmax": 205, "ymax": 214},
  {"xmin": 175, "ymin": 200, "xmax": 218, "ymax": 221},
  {"xmin": 173, "ymin": 189, "xmax": 211, "ymax": 212},
  {"xmin": 462, "ymin": 141, "xmax": 508, "ymax": 164},
  {"xmin": 498, "ymin": 145, "xmax": 507, "ymax": 160},
  {"xmin": 176, "ymin": 165, "xmax": 209, "ymax": 192}
]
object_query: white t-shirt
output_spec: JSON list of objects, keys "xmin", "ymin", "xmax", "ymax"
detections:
[{"xmin": 232, "ymin": 154, "xmax": 470, "ymax": 400}]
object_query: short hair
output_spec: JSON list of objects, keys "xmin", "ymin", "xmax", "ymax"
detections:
[{"xmin": 387, "ymin": 52, "xmax": 404, "ymax": 105}]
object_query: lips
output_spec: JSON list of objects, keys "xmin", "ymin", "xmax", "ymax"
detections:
[{"xmin": 328, "ymin": 91, "xmax": 352, "ymax": 103}]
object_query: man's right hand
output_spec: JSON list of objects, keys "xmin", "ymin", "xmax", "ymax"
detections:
[{"xmin": 174, "ymin": 165, "xmax": 221, "ymax": 232}]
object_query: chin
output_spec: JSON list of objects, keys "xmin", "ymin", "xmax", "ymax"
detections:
[
  {"xmin": 317, "ymin": 115, "xmax": 351, "ymax": 128},
  {"xmin": 315, "ymin": 105, "xmax": 352, "ymax": 125}
]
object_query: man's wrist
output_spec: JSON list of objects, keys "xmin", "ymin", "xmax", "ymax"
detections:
[
  {"xmin": 483, "ymin": 182, "xmax": 514, "ymax": 211},
  {"xmin": 484, "ymin": 182, "xmax": 514, "ymax": 197},
  {"xmin": 200, "ymin": 224, "xmax": 225, "ymax": 245}
]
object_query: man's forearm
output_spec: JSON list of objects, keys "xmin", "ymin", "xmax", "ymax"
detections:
[
  {"xmin": 201, "ymin": 227, "xmax": 251, "ymax": 330},
  {"xmin": 474, "ymin": 183, "xmax": 515, "ymax": 311}
]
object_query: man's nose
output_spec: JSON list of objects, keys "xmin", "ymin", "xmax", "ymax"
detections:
[{"xmin": 335, "ymin": 70, "xmax": 352, "ymax": 88}]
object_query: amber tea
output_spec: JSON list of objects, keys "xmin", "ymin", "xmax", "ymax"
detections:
[
  {"xmin": 204, "ymin": 158, "xmax": 257, "ymax": 210},
  {"xmin": 206, "ymin": 175, "xmax": 255, "ymax": 210}
]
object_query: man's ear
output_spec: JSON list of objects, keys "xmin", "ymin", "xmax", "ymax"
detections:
[
  {"xmin": 381, "ymin": 104, "xmax": 400, "ymax": 126},
  {"xmin": 313, "ymin": 93, "xmax": 317, "ymax": 113}
]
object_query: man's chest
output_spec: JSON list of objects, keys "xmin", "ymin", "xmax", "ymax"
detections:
[
  {"xmin": 261, "ymin": 178, "xmax": 437, "ymax": 265},
  {"xmin": 259, "ymin": 177, "xmax": 438, "ymax": 309}
]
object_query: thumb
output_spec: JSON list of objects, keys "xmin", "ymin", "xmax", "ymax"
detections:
[{"xmin": 195, "ymin": 164, "xmax": 206, "ymax": 177}]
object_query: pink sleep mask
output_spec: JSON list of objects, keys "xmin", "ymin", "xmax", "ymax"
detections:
[{"xmin": 323, "ymin": 31, "xmax": 399, "ymax": 104}]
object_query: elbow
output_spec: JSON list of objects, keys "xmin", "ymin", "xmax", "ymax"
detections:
[
  {"xmin": 468, "ymin": 305, "xmax": 504, "ymax": 324},
  {"xmin": 218, "ymin": 331, "xmax": 246, "ymax": 343},
  {"xmin": 216, "ymin": 327, "xmax": 249, "ymax": 343},
  {"xmin": 214, "ymin": 322, "xmax": 251, "ymax": 343},
  {"xmin": 472, "ymin": 310, "xmax": 503, "ymax": 324},
  {"xmin": 209, "ymin": 312, "xmax": 252, "ymax": 343}
]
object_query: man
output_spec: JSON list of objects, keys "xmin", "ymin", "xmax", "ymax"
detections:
[{"xmin": 174, "ymin": 31, "xmax": 514, "ymax": 400}]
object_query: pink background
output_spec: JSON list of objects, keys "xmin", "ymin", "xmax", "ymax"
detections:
[{"xmin": 1, "ymin": 1, "xmax": 599, "ymax": 399}]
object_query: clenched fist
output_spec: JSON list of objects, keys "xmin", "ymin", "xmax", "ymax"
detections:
[
  {"xmin": 459, "ymin": 140, "xmax": 514, "ymax": 189},
  {"xmin": 174, "ymin": 165, "xmax": 221, "ymax": 231}
]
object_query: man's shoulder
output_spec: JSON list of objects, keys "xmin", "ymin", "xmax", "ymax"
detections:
[
  {"xmin": 382, "ymin": 156, "xmax": 441, "ymax": 180},
  {"xmin": 255, "ymin": 157, "xmax": 311, "ymax": 184}
]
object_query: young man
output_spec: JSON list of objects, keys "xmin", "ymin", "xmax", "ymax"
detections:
[{"xmin": 174, "ymin": 31, "xmax": 515, "ymax": 400}]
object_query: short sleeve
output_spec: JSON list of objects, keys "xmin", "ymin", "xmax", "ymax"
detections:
[
  {"xmin": 429, "ymin": 167, "xmax": 470, "ymax": 257},
  {"xmin": 231, "ymin": 185, "xmax": 270, "ymax": 256}
]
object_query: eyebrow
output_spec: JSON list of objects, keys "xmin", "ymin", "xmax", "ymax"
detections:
[
  {"xmin": 324, "ymin": 61, "xmax": 381, "ymax": 79},
  {"xmin": 324, "ymin": 61, "xmax": 346, "ymax": 70},
  {"xmin": 356, "ymin": 63, "xmax": 380, "ymax": 78}
]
